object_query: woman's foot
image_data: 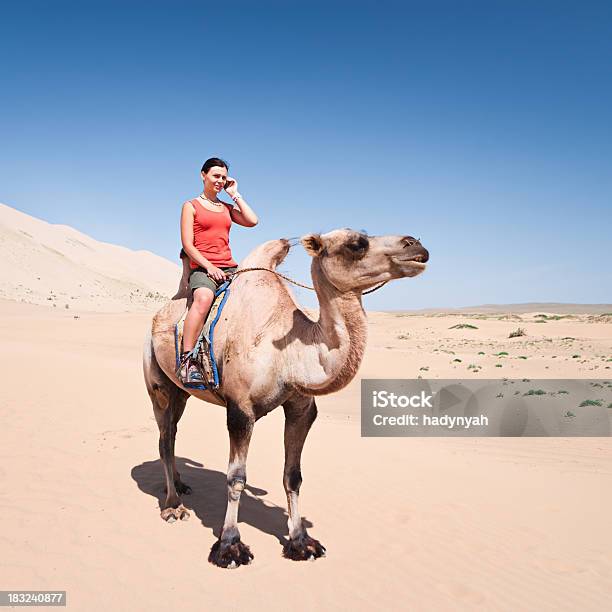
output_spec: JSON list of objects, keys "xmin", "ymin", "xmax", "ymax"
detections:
[{"xmin": 177, "ymin": 351, "xmax": 204, "ymax": 385}]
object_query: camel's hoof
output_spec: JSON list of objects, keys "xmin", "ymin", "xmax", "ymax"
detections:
[
  {"xmin": 208, "ymin": 537, "xmax": 254, "ymax": 568},
  {"xmin": 161, "ymin": 504, "xmax": 190, "ymax": 522},
  {"xmin": 283, "ymin": 534, "xmax": 326, "ymax": 561}
]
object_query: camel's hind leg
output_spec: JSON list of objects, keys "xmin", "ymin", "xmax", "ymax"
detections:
[
  {"xmin": 143, "ymin": 335, "xmax": 191, "ymax": 522},
  {"xmin": 281, "ymin": 395, "xmax": 326, "ymax": 561}
]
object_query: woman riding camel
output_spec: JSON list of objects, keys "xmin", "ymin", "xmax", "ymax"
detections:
[{"xmin": 177, "ymin": 157, "xmax": 259, "ymax": 385}]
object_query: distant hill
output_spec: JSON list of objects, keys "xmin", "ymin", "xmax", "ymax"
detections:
[
  {"xmin": 0, "ymin": 202, "xmax": 180, "ymax": 312},
  {"xmin": 391, "ymin": 303, "xmax": 612, "ymax": 315}
]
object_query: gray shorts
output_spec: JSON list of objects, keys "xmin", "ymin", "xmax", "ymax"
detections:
[{"xmin": 189, "ymin": 266, "xmax": 238, "ymax": 295}]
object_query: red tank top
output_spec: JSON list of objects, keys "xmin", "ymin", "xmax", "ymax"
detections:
[{"xmin": 188, "ymin": 198, "xmax": 238, "ymax": 269}]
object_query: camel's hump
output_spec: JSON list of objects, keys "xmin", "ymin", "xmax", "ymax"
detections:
[{"xmin": 239, "ymin": 238, "xmax": 290, "ymax": 270}]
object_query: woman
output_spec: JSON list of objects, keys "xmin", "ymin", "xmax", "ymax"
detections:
[{"xmin": 177, "ymin": 157, "xmax": 259, "ymax": 385}]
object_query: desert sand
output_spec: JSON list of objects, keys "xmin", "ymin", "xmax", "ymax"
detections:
[
  {"xmin": 1, "ymin": 298, "xmax": 611, "ymax": 611},
  {"xmin": 1, "ymin": 203, "xmax": 611, "ymax": 610}
]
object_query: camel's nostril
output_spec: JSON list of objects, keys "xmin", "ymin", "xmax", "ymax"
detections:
[{"xmin": 416, "ymin": 250, "xmax": 429, "ymax": 263}]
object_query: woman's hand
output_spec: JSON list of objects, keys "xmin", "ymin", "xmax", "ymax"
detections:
[
  {"xmin": 206, "ymin": 264, "xmax": 228, "ymax": 283},
  {"xmin": 224, "ymin": 176, "xmax": 239, "ymax": 198}
]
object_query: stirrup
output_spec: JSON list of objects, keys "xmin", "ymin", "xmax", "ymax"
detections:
[{"xmin": 177, "ymin": 351, "xmax": 200, "ymax": 380}]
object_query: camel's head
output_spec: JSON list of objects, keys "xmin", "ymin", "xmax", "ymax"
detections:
[{"xmin": 301, "ymin": 228, "xmax": 429, "ymax": 293}]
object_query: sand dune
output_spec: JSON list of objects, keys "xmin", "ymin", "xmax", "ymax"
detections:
[{"xmin": 0, "ymin": 202, "xmax": 179, "ymax": 312}]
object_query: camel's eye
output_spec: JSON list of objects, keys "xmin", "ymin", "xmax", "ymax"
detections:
[
  {"xmin": 347, "ymin": 236, "xmax": 369, "ymax": 251},
  {"xmin": 345, "ymin": 236, "xmax": 369, "ymax": 254}
]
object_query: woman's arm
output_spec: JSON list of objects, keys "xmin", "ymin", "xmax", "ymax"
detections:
[
  {"xmin": 180, "ymin": 201, "xmax": 214, "ymax": 270},
  {"xmin": 225, "ymin": 178, "xmax": 258, "ymax": 227},
  {"xmin": 229, "ymin": 194, "xmax": 258, "ymax": 227}
]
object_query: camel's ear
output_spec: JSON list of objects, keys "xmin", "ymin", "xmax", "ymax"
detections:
[{"xmin": 301, "ymin": 233, "xmax": 324, "ymax": 257}]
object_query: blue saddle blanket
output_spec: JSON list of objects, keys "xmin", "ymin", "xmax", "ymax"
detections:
[{"xmin": 174, "ymin": 279, "xmax": 232, "ymax": 390}]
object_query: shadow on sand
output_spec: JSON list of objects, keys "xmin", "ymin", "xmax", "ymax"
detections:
[{"xmin": 131, "ymin": 457, "xmax": 313, "ymax": 545}]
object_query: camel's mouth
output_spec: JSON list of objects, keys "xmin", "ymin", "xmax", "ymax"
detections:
[
  {"xmin": 389, "ymin": 255, "xmax": 427, "ymax": 278},
  {"xmin": 389, "ymin": 255, "xmax": 427, "ymax": 268}
]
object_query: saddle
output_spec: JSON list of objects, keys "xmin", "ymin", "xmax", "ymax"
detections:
[{"xmin": 174, "ymin": 278, "xmax": 232, "ymax": 390}]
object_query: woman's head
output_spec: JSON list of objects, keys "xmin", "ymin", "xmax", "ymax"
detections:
[{"xmin": 201, "ymin": 157, "xmax": 229, "ymax": 194}]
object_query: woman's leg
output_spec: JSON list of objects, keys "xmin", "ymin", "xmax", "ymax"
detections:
[{"xmin": 183, "ymin": 287, "xmax": 215, "ymax": 351}]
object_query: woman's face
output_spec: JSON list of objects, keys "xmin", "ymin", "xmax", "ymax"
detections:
[{"xmin": 202, "ymin": 166, "xmax": 228, "ymax": 194}]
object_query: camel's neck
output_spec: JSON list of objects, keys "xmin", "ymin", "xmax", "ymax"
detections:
[{"xmin": 292, "ymin": 259, "xmax": 368, "ymax": 395}]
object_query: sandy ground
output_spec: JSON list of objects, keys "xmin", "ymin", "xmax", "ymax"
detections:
[{"xmin": 1, "ymin": 299, "xmax": 611, "ymax": 611}]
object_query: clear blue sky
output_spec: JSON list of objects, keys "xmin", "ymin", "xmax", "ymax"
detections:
[{"xmin": 1, "ymin": 0, "xmax": 611, "ymax": 309}]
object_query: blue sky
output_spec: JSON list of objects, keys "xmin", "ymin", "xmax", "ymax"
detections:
[{"xmin": 1, "ymin": 0, "xmax": 611, "ymax": 309}]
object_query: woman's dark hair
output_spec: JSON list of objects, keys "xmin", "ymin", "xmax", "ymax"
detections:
[{"xmin": 201, "ymin": 157, "xmax": 229, "ymax": 173}]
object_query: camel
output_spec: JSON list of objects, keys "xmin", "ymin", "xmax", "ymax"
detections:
[{"xmin": 142, "ymin": 228, "xmax": 429, "ymax": 568}]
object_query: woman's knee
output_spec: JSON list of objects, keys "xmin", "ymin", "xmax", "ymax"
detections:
[{"xmin": 192, "ymin": 288, "xmax": 214, "ymax": 315}]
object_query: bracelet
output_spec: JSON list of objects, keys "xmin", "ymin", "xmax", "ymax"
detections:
[{"xmin": 231, "ymin": 193, "xmax": 242, "ymax": 202}]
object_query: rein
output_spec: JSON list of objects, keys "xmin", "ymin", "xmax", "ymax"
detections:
[
  {"xmin": 151, "ymin": 242, "xmax": 389, "ymax": 335},
  {"xmin": 224, "ymin": 267, "xmax": 388, "ymax": 295},
  {"xmin": 223, "ymin": 238, "xmax": 388, "ymax": 295}
]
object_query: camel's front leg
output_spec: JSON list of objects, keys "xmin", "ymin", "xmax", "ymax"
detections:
[
  {"xmin": 282, "ymin": 396, "xmax": 326, "ymax": 561},
  {"xmin": 208, "ymin": 403, "xmax": 255, "ymax": 568}
]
